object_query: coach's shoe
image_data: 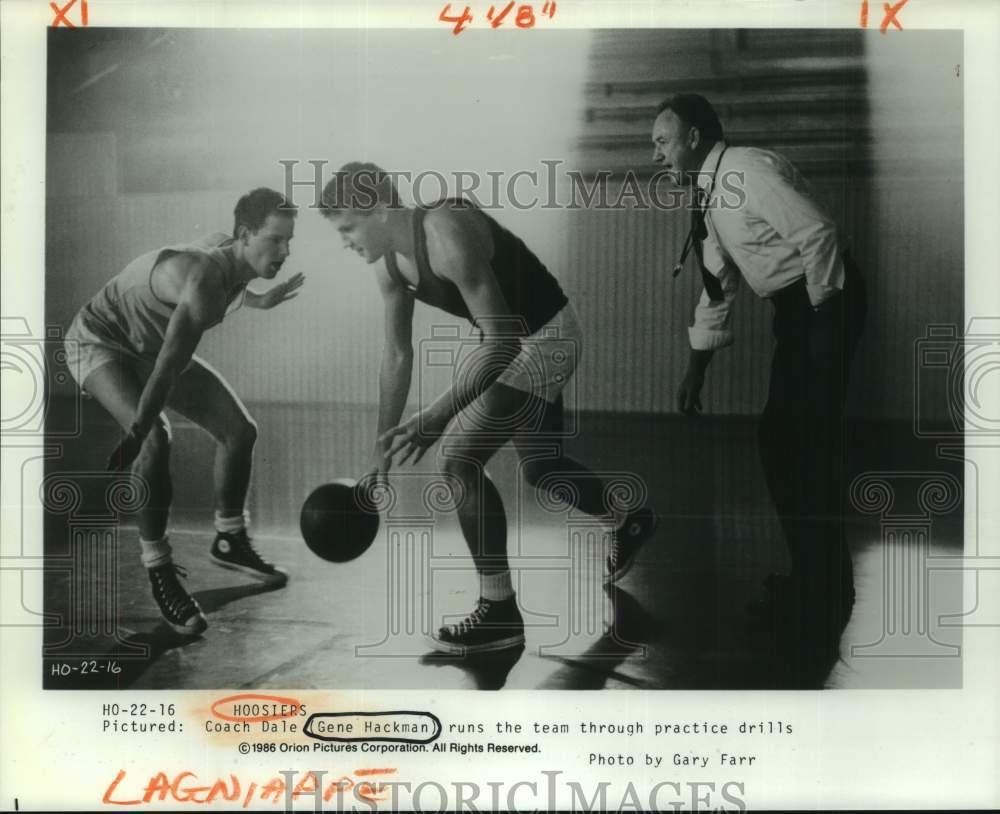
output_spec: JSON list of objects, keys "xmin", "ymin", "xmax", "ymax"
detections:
[
  {"xmin": 604, "ymin": 508, "xmax": 659, "ymax": 585},
  {"xmin": 747, "ymin": 573, "xmax": 794, "ymax": 613},
  {"xmin": 745, "ymin": 573, "xmax": 795, "ymax": 635},
  {"xmin": 430, "ymin": 597, "xmax": 525, "ymax": 655},
  {"xmin": 210, "ymin": 529, "xmax": 288, "ymax": 588},
  {"xmin": 148, "ymin": 562, "xmax": 208, "ymax": 636},
  {"xmin": 747, "ymin": 573, "xmax": 856, "ymax": 640}
]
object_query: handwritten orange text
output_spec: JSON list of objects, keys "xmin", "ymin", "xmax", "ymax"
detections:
[
  {"xmin": 439, "ymin": 2, "xmax": 556, "ymax": 35},
  {"xmin": 50, "ymin": 0, "xmax": 88, "ymax": 27},
  {"xmin": 102, "ymin": 769, "xmax": 397, "ymax": 807},
  {"xmin": 859, "ymin": 0, "xmax": 910, "ymax": 33}
]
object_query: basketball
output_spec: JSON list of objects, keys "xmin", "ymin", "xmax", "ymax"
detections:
[{"xmin": 299, "ymin": 478, "xmax": 380, "ymax": 563}]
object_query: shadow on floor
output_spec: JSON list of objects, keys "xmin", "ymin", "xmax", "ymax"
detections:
[
  {"xmin": 537, "ymin": 585, "xmax": 657, "ymax": 689},
  {"xmin": 195, "ymin": 580, "xmax": 286, "ymax": 614},
  {"xmin": 419, "ymin": 646, "xmax": 526, "ymax": 690}
]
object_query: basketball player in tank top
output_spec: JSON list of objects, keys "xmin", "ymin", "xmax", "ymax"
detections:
[
  {"xmin": 64, "ymin": 188, "xmax": 304, "ymax": 637},
  {"xmin": 319, "ymin": 163, "xmax": 658, "ymax": 654}
]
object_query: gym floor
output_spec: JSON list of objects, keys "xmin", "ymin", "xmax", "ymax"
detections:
[{"xmin": 43, "ymin": 399, "xmax": 964, "ymax": 691}]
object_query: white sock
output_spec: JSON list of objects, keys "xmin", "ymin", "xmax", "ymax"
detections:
[
  {"xmin": 480, "ymin": 570, "xmax": 515, "ymax": 602},
  {"xmin": 140, "ymin": 536, "xmax": 172, "ymax": 569},
  {"xmin": 215, "ymin": 511, "xmax": 249, "ymax": 535}
]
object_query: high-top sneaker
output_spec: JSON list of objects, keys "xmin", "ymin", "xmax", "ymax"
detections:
[
  {"xmin": 147, "ymin": 562, "xmax": 207, "ymax": 636},
  {"xmin": 430, "ymin": 596, "xmax": 525, "ymax": 655},
  {"xmin": 605, "ymin": 508, "xmax": 659, "ymax": 585},
  {"xmin": 210, "ymin": 529, "xmax": 288, "ymax": 587}
]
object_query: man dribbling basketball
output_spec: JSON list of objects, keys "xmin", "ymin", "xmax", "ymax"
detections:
[{"xmin": 319, "ymin": 163, "xmax": 658, "ymax": 655}]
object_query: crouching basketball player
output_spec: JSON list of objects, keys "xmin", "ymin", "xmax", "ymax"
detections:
[
  {"xmin": 319, "ymin": 164, "xmax": 658, "ymax": 655},
  {"xmin": 65, "ymin": 188, "xmax": 303, "ymax": 636}
]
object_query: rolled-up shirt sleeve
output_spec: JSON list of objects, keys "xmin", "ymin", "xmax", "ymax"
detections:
[
  {"xmin": 688, "ymin": 257, "xmax": 740, "ymax": 350},
  {"xmin": 746, "ymin": 157, "xmax": 844, "ymax": 304}
]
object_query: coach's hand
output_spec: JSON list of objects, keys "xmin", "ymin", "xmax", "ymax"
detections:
[
  {"xmin": 678, "ymin": 349, "xmax": 713, "ymax": 418},
  {"xmin": 379, "ymin": 408, "xmax": 449, "ymax": 467},
  {"xmin": 677, "ymin": 369, "xmax": 704, "ymax": 417},
  {"xmin": 106, "ymin": 424, "xmax": 146, "ymax": 471}
]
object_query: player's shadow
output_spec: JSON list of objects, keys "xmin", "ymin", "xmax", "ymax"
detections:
[
  {"xmin": 44, "ymin": 626, "xmax": 207, "ymax": 690},
  {"xmin": 43, "ymin": 582, "xmax": 281, "ymax": 689},
  {"xmin": 536, "ymin": 585, "xmax": 657, "ymax": 689},
  {"xmin": 193, "ymin": 581, "xmax": 284, "ymax": 614},
  {"xmin": 418, "ymin": 645, "xmax": 526, "ymax": 690},
  {"xmin": 108, "ymin": 629, "xmax": 208, "ymax": 688}
]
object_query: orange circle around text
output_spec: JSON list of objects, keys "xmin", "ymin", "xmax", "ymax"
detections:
[{"xmin": 210, "ymin": 693, "xmax": 303, "ymax": 723}]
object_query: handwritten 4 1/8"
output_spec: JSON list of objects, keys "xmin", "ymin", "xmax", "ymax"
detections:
[{"xmin": 439, "ymin": 2, "xmax": 556, "ymax": 35}]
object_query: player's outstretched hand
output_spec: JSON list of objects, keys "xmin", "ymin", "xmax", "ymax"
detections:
[
  {"xmin": 253, "ymin": 272, "xmax": 305, "ymax": 309},
  {"xmin": 379, "ymin": 408, "xmax": 449, "ymax": 466}
]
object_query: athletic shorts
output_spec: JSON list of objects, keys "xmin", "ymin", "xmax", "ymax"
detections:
[
  {"xmin": 495, "ymin": 303, "xmax": 582, "ymax": 404},
  {"xmin": 64, "ymin": 313, "xmax": 200, "ymax": 392}
]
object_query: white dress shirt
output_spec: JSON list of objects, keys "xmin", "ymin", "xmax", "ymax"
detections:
[{"xmin": 688, "ymin": 141, "xmax": 845, "ymax": 351}]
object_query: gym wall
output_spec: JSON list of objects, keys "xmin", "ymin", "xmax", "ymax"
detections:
[{"xmin": 45, "ymin": 29, "xmax": 962, "ymax": 420}]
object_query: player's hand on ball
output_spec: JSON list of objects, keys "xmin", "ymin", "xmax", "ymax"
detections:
[
  {"xmin": 368, "ymin": 439, "xmax": 394, "ymax": 480},
  {"xmin": 379, "ymin": 408, "xmax": 449, "ymax": 466}
]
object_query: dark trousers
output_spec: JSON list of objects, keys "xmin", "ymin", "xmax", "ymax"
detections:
[{"xmin": 757, "ymin": 256, "xmax": 867, "ymax": 631}]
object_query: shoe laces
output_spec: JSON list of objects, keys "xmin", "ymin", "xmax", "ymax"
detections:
[
  {"xmin": 151, "ymin": 562, "xmax": 188, "ymax": 583},
  {"xmin": 451, "ymin": 599, "xmax": 492, "ymax": 634},
  {"xmin": 609, "ymin": 528, "xmax": 624, "ymax": 565},
  {"xmin": 610, "ymin": 514, "xmax": 646, "ymax": 562},
  {"xmin": 150, "ymin": 564, "xmax": 195, "ymax": 614},
  {"xmin": 222, "ymin": 531, "xmax": 269, "ymax": 567}
]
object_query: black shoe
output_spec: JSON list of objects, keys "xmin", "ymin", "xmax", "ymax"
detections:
[
  {"xmin": 747, "ymin": 572, "xmax": 800, "ymax": 642},
  {"xmin": 748, "ymin": 573, "xmax": 855, "ymax": 637},
  {"xmin": 747, "ymin": 573, "xmax": 794, "ymax": 617},
  {"xmin": 147, "ymin": 562, "xmax": 207, "ymax": 636},
  {"xmin": 430, "ymin": 596, "xmax": 525, "ymax": 655},
  {"xmin": 210, "ymin": 529, "xmax": 288, "ymax": 587},
  {"xmin": 604, "ymin": 508, "xmax": 659, "ymax": 585}
]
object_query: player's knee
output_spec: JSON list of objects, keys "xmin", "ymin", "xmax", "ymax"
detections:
[
  {"xmin": 226, "ymin": 416, "xmax": 258, "ymax": 452},
  {"xmin": 438, "ymin": 455, "xmax": 478, "ymax": 511},
  {"xmin": 221, "ymin": 418, "xmax": 257, "ymax": 452},
  {"xmin": 440, "ymin": 453, "xmax": 479, "ymax": 486}
]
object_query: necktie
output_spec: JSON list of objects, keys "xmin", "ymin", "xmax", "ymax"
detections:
[{"xmin": 691, "ymin": 195, "xmax": 724, "ymax": 302}]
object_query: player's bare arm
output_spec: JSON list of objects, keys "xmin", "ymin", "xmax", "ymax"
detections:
[
  {"xmin": 108, "ymin": 254, "xmax": 226, "ymax": 470},
  {"xmin": 381, "ymin": 208, "xmax": 520, "ymax": 466},
  {"xmin": 370, "ymin": 260, "xmax": 415, "ymax": 476}
]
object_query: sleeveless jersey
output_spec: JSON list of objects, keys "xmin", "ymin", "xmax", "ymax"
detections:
[
  {"xmin": 387, "ymin": 199, "xmax": 568, "ymax": 334},
  {"xmin": 70, "ymin": 232, "xmax": 244, "ymax": 358}
]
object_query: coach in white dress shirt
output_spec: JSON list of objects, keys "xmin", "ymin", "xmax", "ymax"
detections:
[{"xmin": 651, "ymin": 94, "xmax": 867, "ymax": 660}]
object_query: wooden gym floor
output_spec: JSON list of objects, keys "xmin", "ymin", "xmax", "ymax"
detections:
[{"xmin": 42, "ymin": 400, "xmax": 964, "ymax": 690}]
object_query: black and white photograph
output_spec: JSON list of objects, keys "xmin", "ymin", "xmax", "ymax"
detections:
[
  {"xmin": 38, "ymin": 23, "xmax": 966, "ymax": 691},
  {"xmin": 2, "ymin": 0, "xmax": 998, "ymax": 810}
]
